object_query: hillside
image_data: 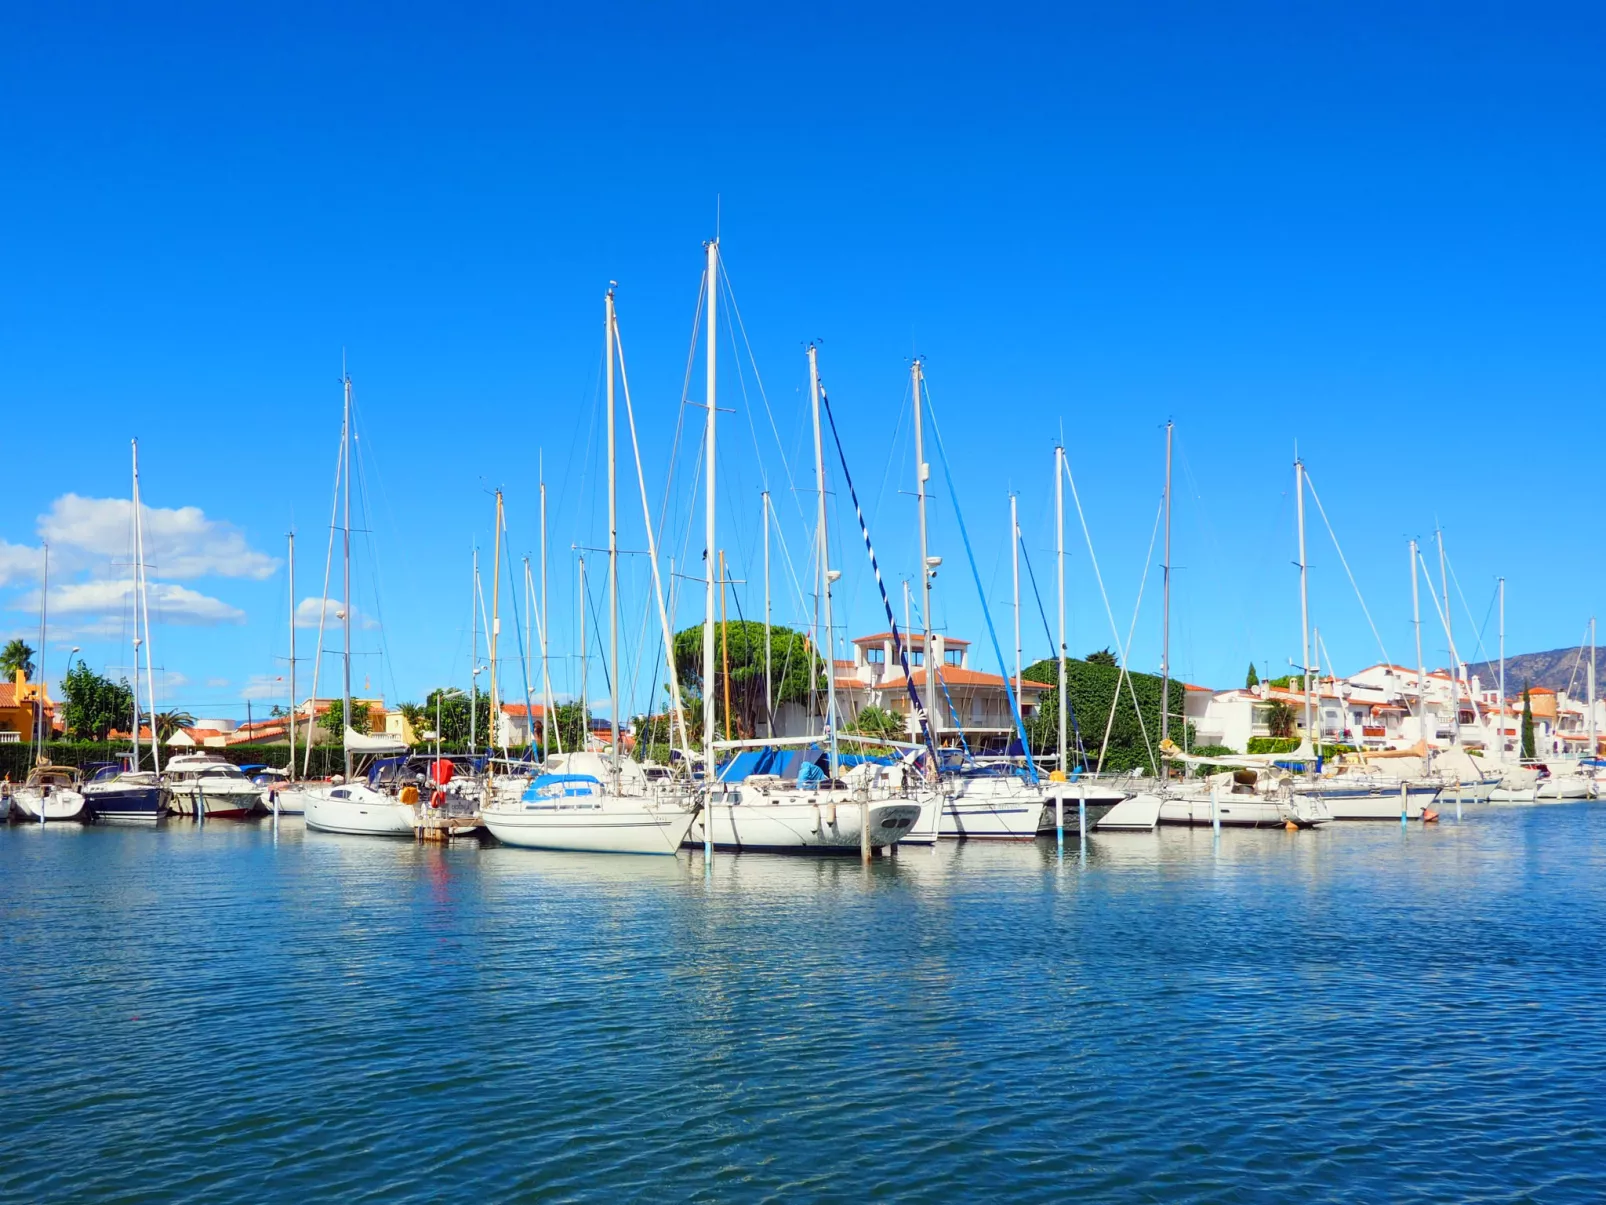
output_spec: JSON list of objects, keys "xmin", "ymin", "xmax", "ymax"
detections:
[{"xmin": 1464, "ymin": 647, "xmax": 1606, "ymax": 697}]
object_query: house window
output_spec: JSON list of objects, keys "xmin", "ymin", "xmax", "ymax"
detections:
[
  {"xmin": 945, "ymin": 649, "xmax": 963, "ymax": 667},
  {"xmin": 910, "ymin": 651, "xmax": 924, "ymax": 666},
  {"xmin": 865, "ymin": 647, "xmax": 885, "ymax": 664}
]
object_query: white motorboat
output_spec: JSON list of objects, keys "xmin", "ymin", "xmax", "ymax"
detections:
[
  {"xmin": 12, "ymin": 765, "xmax": 89, "ymax": 823},
  {"xmin": 483, "ymin": 753, "xmax": 694, "ymax": 855},
  {"xmin": 163, "ymin": 754, "xmax": 261, "ymax": 818}
]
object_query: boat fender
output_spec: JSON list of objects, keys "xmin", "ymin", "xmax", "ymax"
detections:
[
  {"xmin": 825, "ymin": 802, "xmax": 837, "ymax": 827},
  {"xmin": 398, "ymin": 785, "xmax": 419, "ymax": 805},
  {"xmin": 1284, "ymin": 819, "xmax": 1299, "ymax": 832},
  {"xmin": 1422, "ymin": 808, "xmax": 1439, "ymax": 823},
  {"xmin": 430, "ymin": 788, "xmax": 446, "ymax": 809}
]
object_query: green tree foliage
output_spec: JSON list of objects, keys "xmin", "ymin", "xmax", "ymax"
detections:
[
  {"xmin": 60, "ymin": 661, "xmax": 135, "ymax": 741},
  {"xmin": 673, "ymin": 622, "xmax": 824, "ymax": 741},
  {"xmin": 319, "ymin": 700, "xmax": 373, "ymax": 740},
  {"xmin": 1521, "ymin": 685, "xmax": 1536, "ymax": 760},
  {"xmin": 1, "ymin": 639, "xmax": 36, "ymax": 682},
  {"xmin": 422, "ymin": 688, "xmax": 493, "ymax": 748},
  {"xmin": 1021, "ymin": 655, "xmax": 1183, "ymax": 774},
  {"xmin": 153, "ymin": 711, "xmax": 195, "ymax": 742},
  {"xmin": 1245, "ymin": 662, "xmax": 1259, "ymax": 688},
  {"xmin": 848, "ymin": 705, "xmax": 905, "ymax": 742},
  {"xmin": 396, "ymin": 701, "xmax": 427, "ymax": 740},
  {"xmin": 1085, "ymin": 648, "xmax": 1118, "ymax": 668},
  {"xmin": 1265, "ymin": 699, "xmax": 1297, "ymax": 738}
]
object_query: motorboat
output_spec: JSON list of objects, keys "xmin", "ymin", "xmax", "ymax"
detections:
[
  {"xmin": 82, "ymin": 763, "xmax": 170, "ymax": 822},
  {"xmin": 163, "ymin": 754, "xmax": 262, "ymax": 818},
  {"xmin": 11, "ymin": 764, "xmax": 88, "ymax": 823},
  {"xmin": 483, "ymin": 752, "xmax": 694, "ymax": 855}
]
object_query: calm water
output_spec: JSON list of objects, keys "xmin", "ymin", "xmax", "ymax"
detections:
[{"xmin": 3, "ymin": 805, "xmax": 1604, "ymax": 1202}]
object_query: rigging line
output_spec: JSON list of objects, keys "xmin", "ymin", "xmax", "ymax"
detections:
[
  {"xmin": 348, "ymin": 393, "xmax": 401, "ymax": 711},
  {"xmin": 1061, "ymin": 449, "xmax": 1158, "ymax": 775},
  {"xmin": 819, "ymin": 380, "xmax": 940, "ymax": 764},
  {"xmin": 499, "ymin": 508, "xmax": 536, "ymax": 744},
  {"xmin": 922, "ymin": 381, "xmax": 1038, "ymax": 784},
  {"xmin": 1018, "ymin": 536, "xmax": 1088, "ymax": 769},
  {"xmin": 718, "ymin": 257, "xmax": 810, "ymax": 535},
  {"xmin": 840, "ymin": 374, "xmax": 912, "ymax": 628},
  {"xmin": 582, "ymin": 553, "xmax": 614, "ymax": 697},
  {"xmin": 1441, "ymin": 548, "xmax": 1497, "ymax": 672},
  {"xmin": 1414, "ymin": 550, "xmax": 1456, "ymax": 661},
  {"xmin": 1303, "ymin": 469, "xmax": 1391, "ymax": 668},
  {"xmin": 1562, "ymin": 622, "xmax": 1591, "ymax": 702},
  {"xmin": 653, "ymin": 268, "xmax": 708, "ymax": 569},
  {"xmin": 1094, "ymin": 494, "xmax": 1163, "ymax": 777}
]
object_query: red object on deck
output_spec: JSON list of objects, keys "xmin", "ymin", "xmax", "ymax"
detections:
[{"xmin": 431, "ymin": 758, "xmax": 455, "ymax": 786}]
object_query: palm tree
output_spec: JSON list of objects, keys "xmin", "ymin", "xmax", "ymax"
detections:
[
  {"xmin": 1, "ymin": 639, "xmax": 35, "ymax": 682},
  {"xmin": 397, "ymin": 701, "xmax": 427, "ymax": 743},
  {"xmin": 154, "ymin": 710, "xmax": 196, "ymax": 743}
]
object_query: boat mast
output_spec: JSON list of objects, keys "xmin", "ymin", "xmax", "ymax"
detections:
[
  {"xmin": 763, "ymin": 490, "xmax": 772, "ymax": 735},
  {"xmin": 719, "ymin": 550, "xmax": 732, "ymax": 739},
  {"xmin": 490, "ymin": 490, "xmax": 504, "ymax": 755},
  {"xmin": 133, "ymin": 442, "xmax": 157, "ymax": 773},
  {"xmin": 287, "ymin": 530, "xmax": 296, "ymax": 778},
  {"xmin": 35, "ymin": 544, "xmax": 48, "ymax": 762},
  {"xmin": 340, "ymin": 372, "xmax": 353, "ymax": 782},
  {"xmin": 1011, "ymin": 492, "xmax": 1021, "ymax": 707},
  {"xmin": 1498, "ymin": 577, "xmax": 1505, "ymax": 765},
  {"xmin": 470, "ymin": 544, "xmax": 479, "ymax": 756},
  {"xmin": 702, "ymin": 238, "xmax": 718, "ymax": 802},
  {"xmin": 1437, "ymin": 529, "xmax": 1460, "ymax": 745},
  {"xmin": 913, "ymin": 359, "xmax": 936, "ymax": 749},
  {"xmin": 1160, "ymin": 420, "xmax": 1173, "ymax": 746},
  {"xmin": 606, "ymin": 286, "xmax": 620, "ymax": 783},
  {"xmin": 1296, "ymin": 456, "xmax": 1313, "ymax": 754},
  {"xmin": 541, "ymin": 467, "xmax": 555, "ymax": 757},
  {"xmin": 1411, "ymin": 539, "xmax": 1427, "ymax": 758},
  {"xmin": 1590, "ymin": 616, "xmax": 1597, "ymax": 762},
  {"xmin": 587, "ymin": 555, "xmax": 594, "ymax": 745},
  {"xmin": 1056, "ymin": 445, "xmax": 1067, "ymax": 773},
  {"xmin": 129, "ymin": 441, "xmax": 142, "ymax": 772},
  {"xmin": 808, "ymin": 344, "xmax": 839, "ymax": 777}
]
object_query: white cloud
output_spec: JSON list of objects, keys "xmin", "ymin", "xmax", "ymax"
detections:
[
  {"xmin": 295, "ymin": 596, "xmax": 378, "ymax": 630},
  {"xmin": 0, "ymin": 540, "xmax": 44, "ymax": 588},
  {"xmin": 241, "ymin": 674, "xmax": 288, "ymax": 701},
  {"xmin": 37, "ymin": 494, "xmax": 278, "ymax": 580},
  {"xmin": 206, "ymin": 677, "xmax": 230, "ymax": 688},
  {"xmin": 42, "ymin": 579, "xmax": 246, "ymax": 627}
]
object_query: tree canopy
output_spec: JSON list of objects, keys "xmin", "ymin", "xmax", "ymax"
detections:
[
  {"xmin": 1, "ymin": 639, "xmax": 35, "ymax": 682},
  {"xmin": 60, "ymin": 661, "xmax": 134, "ymax": 741},
  {"xmin": 1021, "ymin": 654, "xmax": 1185, "ymax": 774},
  {"xmin": 672, "ymin": 621, "xmax": 824, "ymax": 741}
]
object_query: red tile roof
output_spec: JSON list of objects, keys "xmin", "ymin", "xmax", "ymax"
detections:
[{"xmin": 852, "ymin": 631, "xmax": 969, "ymax": 648}]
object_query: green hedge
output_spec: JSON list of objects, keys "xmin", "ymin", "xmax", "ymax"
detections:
[{"xmin": 1022, "ymin": 657, "xmax": 1185, "ymax": 775}]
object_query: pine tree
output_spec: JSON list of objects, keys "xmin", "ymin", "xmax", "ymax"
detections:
[
  {"xmin": 1245, "ymin": 662, "xmax": 1259, "ymax": 688},
  {"xmin": 1520, "ymin": 685, "xmax": 1536, "ymax": 760}
]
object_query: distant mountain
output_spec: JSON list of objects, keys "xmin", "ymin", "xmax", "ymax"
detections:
[{"xmin": 1464, "ymin": 647, "xmax": 1606, "ymax": 697}]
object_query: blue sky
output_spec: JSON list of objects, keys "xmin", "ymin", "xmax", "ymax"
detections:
[{"xmin": 2, "ymin": 2, "xmax": 1602, "ymax": 720}]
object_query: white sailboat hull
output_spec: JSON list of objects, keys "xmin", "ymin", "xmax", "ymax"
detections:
[
  {"xmin": 689, "ymin": 797, "xmax": 923, "ymax": 853},
  {"xmin": 485, "ymin": 800, "xmax": 695, "ymax": 855},
  {"xmin": 168, "ymin": 783, "xmax": 260, "ymax": 819},
  {"xmin": 1159, "ymin": 794, "xmax": 1301, "ymax": 828},
  {"xmin": 11, "ymin": 788, "xmax": 88, "ymax": 823},
  {"xmin": 301, "ymin": 784, "xmax": 416, "ymax": 836},
  {"xmin": 936, "ymin": 779, "xmax": 1046, "ymax": 840}
]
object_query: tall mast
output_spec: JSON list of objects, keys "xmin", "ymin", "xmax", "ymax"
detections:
[
  {"xmin": 1498, "ymin": 577, "xmax": 1506, "ymax": 764},
  {"xmin": 719, "ymin": 550, "xmax": 733, "ymax": 740},
  {"xmin": 762, "ymin": 490, "xmax": 772, "ymax": 734},
  {"xmin": 809, "ymin": 344, "xmax": 839, "ymax": 776},
  {"xmin": 540, "ymin": 468, "xmax": 554, "ymax": 757},
  {"xmin": 606, "ymin": 286, "xmax": 620, "ymax": 781},
  {"xmin": 702, "ymin": 238, "xmax": 719, "ymax": 794},
  {"xmin": 1056, "ymin": 445, "xmax": 1067, "ymax": 772},
  {"xmin": 470, "ymin": 544, "xmax": 479, "ymax": 756},
  {"xmin": 1411, "ymin": 539, "xmax": 1426, "ymax": 753},
  {"xmin": 1011, "ymin": 492, "xmax": 1021, "ymax": 706},
  {"xmin": 129, "ymin": 440, "xmax": 142, "ymax": 771},
  {"xmin": 913, "ymin": 359, "xmax": 936, "ymax": 744},
  {"xmin": 490, "ymin": 490, "xmax": 504, "ymax": 753},
  {"xmin": 1437, "ymin": 529, "xmax": 1459, "ymax": 745},
  {"xmin": 1296, "ymin": 456, "xmax": 1312, "ymax": 751},
  {"xmin": 35, "ymin": 544, "xmax": 48, "ymax": 760},
  {"xmin": 341, "ymin": 372, "xmax": 353, "ymax": 782},
  {"xmin": 1160, "ymin": 420, "xmax": 1173, "ymax": 745},
  {"xmin": 1590, "ymin": 616, "xmax": 1597, "ymax": 761},
  {"xmin": 134, "ymin": 445, "xmax": 157, "ymax": 773},
  {"xmin": 287, "ymin": 530, "xmax": 296, "ymax": 777}
]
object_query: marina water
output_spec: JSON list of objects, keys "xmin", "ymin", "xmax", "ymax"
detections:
[{"xmin": 3, "ymin": 807, "xmax": 1604, "ymax": 1202}]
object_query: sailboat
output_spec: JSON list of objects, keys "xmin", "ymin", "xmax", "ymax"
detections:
[
  {"xmin": 481, "ymin": 284, "xmax": 697, "ymax": 854},
  {"xmin": 277, "ymin": 370, "xmax": 413, "ymax": 836},
  {"xmin": 83, "ymin": 439, "xmax": 171, "ymax": 822},
  {"xmin": 12, "ymin": 545, "xmax": 88, "ymax": 823}
]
